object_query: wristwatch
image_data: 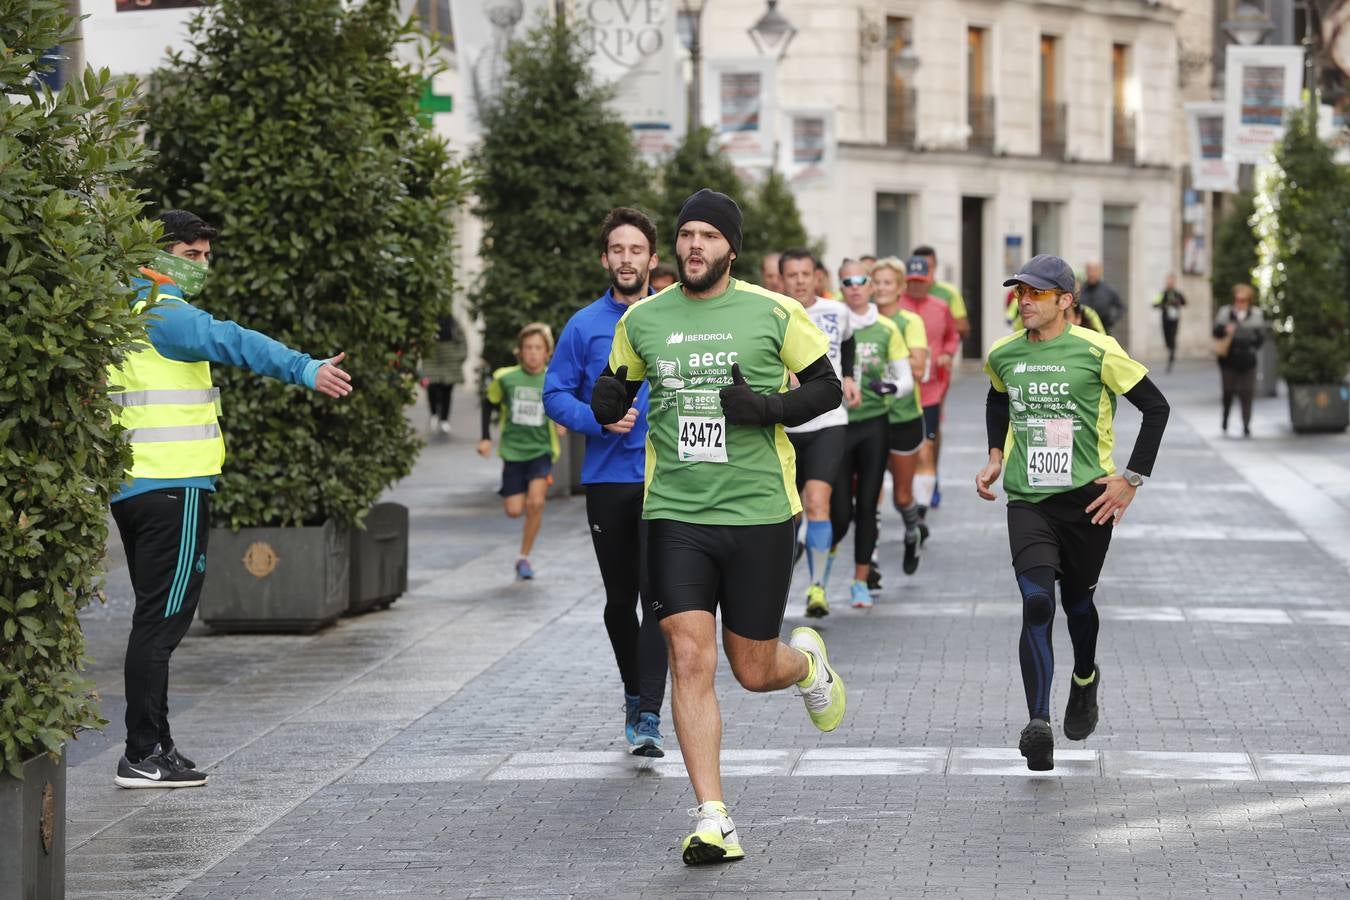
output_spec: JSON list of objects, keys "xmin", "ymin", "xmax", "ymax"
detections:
[{"xmin": 1121, "ymin": 469, "xmax": 1145, "ymax": 488}]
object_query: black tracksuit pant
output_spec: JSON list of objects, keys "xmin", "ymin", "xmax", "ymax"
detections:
[
  {"xmin": 585, "ymin": 483, "xmax": 668, "ymax": 715},
  {"xmin": 111, "ymin": 487, "xmax": 211, "ymax": 762}
]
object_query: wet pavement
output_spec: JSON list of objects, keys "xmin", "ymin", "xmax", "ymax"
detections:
[{"xmin": 66, "ymin": 358, "xmax": 1350, "ymax": 898}]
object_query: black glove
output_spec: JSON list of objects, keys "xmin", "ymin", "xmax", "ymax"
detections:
[
  {"xmin": 591, "ymin": 365, "xmax": 630, "ymax": 426},
  {"xmin": 719, "ymin": 363, "xmax": 782, "ymax": 426},
  {"xmin": 868, "ymin": 377, "xmax": 898, "ymax": 396}
]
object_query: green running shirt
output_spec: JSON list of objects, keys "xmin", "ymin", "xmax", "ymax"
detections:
[
  {"xmin": 984, "ymin": 325, "xmax": 1148, "ymax": 502},
  {"xmin": 885, "ymin": 309, "xmax": 926, "ymax": 423},
  {"xmin": 849, "ymin": 313, "xmax": 907, "ymax": 424},
  {"xmin": 486, "ymin": 365, "xmax": 559, "ymax": 462},
  {"xmin": 609, "ymin": 278, "xmax": 829, "ymax": 526}
]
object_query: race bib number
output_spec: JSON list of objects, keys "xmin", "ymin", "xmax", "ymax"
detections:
[
  {"xmin": 1026, "ymin": 417, "xmax": 1073, "ymax": 487},
  {"xmin": 511, "ymin": 386, "xmax": 544, "ymax": 427},
  {"xmin": 677, "ymin": 390, "xmax": 727, "ymax": 463},
  {"xmin": 1165, "ymin": 306, "xmax": 1180, "ymax": 321}
]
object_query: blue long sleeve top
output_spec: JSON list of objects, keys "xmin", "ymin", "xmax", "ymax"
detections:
[
  {"xmin": 543, "ymin": 290, "xmax": 649, "ymax": 485},
  {"xmin": 112, "ymin": 277, "xmax": 324, "ymax": 503}
]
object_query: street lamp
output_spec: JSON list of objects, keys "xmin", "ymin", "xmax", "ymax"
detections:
[
  {"xmin": 679, "ymin": 0, "xmax": 708, "ymax": 132},
  {"xmin": 748, "ymin": 0, "xmax": 797, "ymax": 59},
  {"xmin": 1223, "ymin": 1, "xmax": 1274, "ymax": 46},
  {"xmin": 893, "ymin": 44, "xmax": 921, "ymax": 80}
]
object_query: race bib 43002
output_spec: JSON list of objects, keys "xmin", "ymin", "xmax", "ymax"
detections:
[
  {"xmin": 677, "ymin": 389, "xmax": 727, "ymax": 463},
  {"xmin": 1026, "ymin": 417, "xmax": 1073, "ymax": 488}
]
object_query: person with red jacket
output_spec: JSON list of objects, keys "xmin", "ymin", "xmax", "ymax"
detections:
[{"xmin": 899, "ymin": 256, "xmax": 960, "ymax": 522}]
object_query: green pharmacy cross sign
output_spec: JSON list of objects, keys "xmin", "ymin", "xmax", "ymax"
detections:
[{"xmin": 417, "ymin": 80, "xmax": 453, "ymax": 128}]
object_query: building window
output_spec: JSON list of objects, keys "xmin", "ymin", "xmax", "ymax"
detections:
[
  {"xmin": 417, "ymin": 0, "xmax": 453, "ymax": 50},
  {"xmin": 1111, "ymin": 43, "xmax": 1135, "ymax": 163},
  {"xmin": 886, "ymin": 17, "xmax": 916, "ymax": 148},
  {"xmin": 968, "ymin": 27, "xmax": 994, "ymax": 152},
  {"xmin": 1039, "ymin": 35, "xmax": 1065, "ymax": 159},
  {"xmin": 875, "ymin": 193, "xmax": 912, "ymax": 260},
  {"xmin": 1031, "ymin": 201, "xmax": 1063, "ymax": 257}
]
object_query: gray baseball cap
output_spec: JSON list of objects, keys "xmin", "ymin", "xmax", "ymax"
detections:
[{"xmin": 1003, "ymin": 254, "xmax": 1076, "ymax": 293}]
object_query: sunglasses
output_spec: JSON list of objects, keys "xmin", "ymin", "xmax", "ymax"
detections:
[
  {"xmin": 840, "ymin": 275, "xmax": 870, "ymax": 288},
  {"xmin": 1014, "ymin": 285, "xmax": 1060, "ymax": 302}
]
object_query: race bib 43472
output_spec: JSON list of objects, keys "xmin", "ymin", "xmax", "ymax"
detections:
[{"xmin": 676, "ymin": 389, "xmax": 727, "ymax": 463}]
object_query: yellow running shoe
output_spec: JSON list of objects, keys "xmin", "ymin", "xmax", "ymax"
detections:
[
  {"xmin": 681, "ymin": 801, "xmax": 745, "ymax": 865},
  {"xmin": 804, "ymin": 583, "xmax": 829, "ymax": 618},
  {"xmin": 791, "ymin": 626, "xmax": 846, "ymax": 732}
]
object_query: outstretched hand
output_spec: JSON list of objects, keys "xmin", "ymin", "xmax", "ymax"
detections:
[{"xmin": 315, "ymin": 351, "xmax": 353, "ymax": 398}]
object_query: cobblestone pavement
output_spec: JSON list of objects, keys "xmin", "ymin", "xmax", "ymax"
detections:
[{"xmin": 67, "ymin": 361, "xmax": 1350, "ymax": 898}]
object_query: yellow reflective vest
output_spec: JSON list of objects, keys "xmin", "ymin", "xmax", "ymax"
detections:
[{"xmin": 107, "ymin": 297, "xmax": 226, "ymax": 480}]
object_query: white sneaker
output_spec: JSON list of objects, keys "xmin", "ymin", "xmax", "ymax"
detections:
[
  {"xmin": 681, "ymin": 801, "xmax": 744, "ymax": 865},
  {"xmin": 438, "ymin": 420, "xmax": 451, "ymax": 435}
]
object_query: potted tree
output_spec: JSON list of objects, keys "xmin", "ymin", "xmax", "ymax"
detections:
[
  {"xmin": 139, "ymin": 0, "xmax": 465, "ymax": 629},
  {"xmin": 0, "ymin": 1, "xmax": 157, "ymax": 891},
  {"xmin": 1254, "ymin": 102, "xmax": 1350, "ymax": 433}
]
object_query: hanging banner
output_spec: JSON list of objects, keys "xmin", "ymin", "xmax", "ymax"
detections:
[
  {"xmin": 1185, "ymin": 101, "xmax": 1238, "ymax": 193},
  {"xmin": 450, "ymin": 0, "xmax": 553, "ymax": 138},
  {"xmin": 778, "ymin": 109, "xmax": 834, "ymax": 189},
  {"xmin": 1222, "ymin": 44, "xmax": 1305, "ymax": 164},
  {"xmin": 576, "ymin": 0, "xmax": 683, "ymax": 159},
  {"xmin": 702, "ymin": 57, "xmax": 777, "ymax": 168}
]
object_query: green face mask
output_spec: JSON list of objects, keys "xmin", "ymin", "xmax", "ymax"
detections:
[{"xmin": 150, "ymin": 249, "xmax": 209, "ymax": 297}]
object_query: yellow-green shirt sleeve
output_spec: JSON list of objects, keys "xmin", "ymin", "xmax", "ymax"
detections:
[
  {"xmin": 485, "ymin": 370, "xmax": 505, "ymax": 405},
  {"xmin": 1100, "ymin": 338, "xmax": 1148, "ymax": 394},
  {"xmin": 984, "ymin": 356, "xmax": 1007, "ymax": 393},
  {"xmin": 608, "ymin": 314, "xmax": 646, "ymax": 380},
  {"xmin": 904, "ymin": 314, "xmax": 928, "ymax": 351},
  {"xmin": 780, "ymin": 301, "xmax": 830, "ymax": 372},
  {"xmin": 945, "ymin": 285, "xmax": 968, "ymax": 320},
  {"xmin": 885, "ymin": 318, "xmax": 909, "ymax": 362}
]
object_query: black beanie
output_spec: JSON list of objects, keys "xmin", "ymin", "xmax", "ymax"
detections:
[{"xmin": 677, "ymin": 188, "xmax": 743, "ymax": 256}]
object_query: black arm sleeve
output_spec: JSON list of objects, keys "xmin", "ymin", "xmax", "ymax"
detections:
[
  {"xmin": 1122, "ymin": 376, "xmax": 1170, "ymax": 476},
  {"xmin": 839, "ymin": 336, "xmax": 856, "ymax": 378},
  {"xmin": 986, "ymin": 386, "xmax": 1010, "ymax": 452},
  {"xmin": 769, "ymin": 354, "xmax": 842, "ymax": 427},
  {"xmin": 480, "ymin": 396, "xmax": 494, "ymax": 441},
  {"xmin": 599, "ymin": 364, "xmax": 644, "ymax": 405}
]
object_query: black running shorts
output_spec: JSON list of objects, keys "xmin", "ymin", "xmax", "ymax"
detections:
[
  {"xmin": 1006, "ymin": 483, "xmax": 1113, "ymax": 586},
  {"xmin": 646, "ymin": 518, "xmax": 795, "ymax": 641},
  {"xmin": 888, "ymin": 417, "xmax": 925, "ymax": 456},
  {"xmin": 787, "ymin": 425, "xmax": 847, "ymax": 487}
]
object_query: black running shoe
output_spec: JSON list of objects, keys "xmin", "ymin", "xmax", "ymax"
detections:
[
  {"xmin": 114, "ymin": 752, "xmax": 208, "ymax": 789},
  {"xmin": 902, "ymin": 530, "xmax": 923, "ymax": 575},
  {"xmin": 1063, "ymin": 665, "xmax": 1101, "ymax": 741},
  {"xmin": 160, "ymin": 743, "xmax": 196, "ymax": 771},
  {"xmin": 1018, "ymin": 719, "xmax": 1054, "ymax": 771},
  {"xmin": 918, "ymin": 522, "xmax": 930, "ymax": 543},
  {"xmin": 866, "ymin": 560, "xmax": 883, "ymax": 593}
]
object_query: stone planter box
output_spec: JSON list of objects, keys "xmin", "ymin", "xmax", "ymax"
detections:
[
  {"xmin": 347, "ymin": 502, "xmax": 409, "ymax": 615},
  {"xmin": 1288, "ymin": 382, "xmax": 1350, "ymax": 434},
  {"xmin": 0, "ymin": 748, "xmax": 65, "ymax": 900},
  {"xmin": 199, "ymin": 519, "xmax": 349, "ymax": 633}
]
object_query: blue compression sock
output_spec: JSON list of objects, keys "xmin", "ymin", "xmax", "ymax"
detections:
[{"xmin": 804, "ymin": 519, "xmax": 832, "ymax": 583}]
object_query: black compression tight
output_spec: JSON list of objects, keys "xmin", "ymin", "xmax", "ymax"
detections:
[{"xmin": 1017, "ymin": 565, "xmax": 1101, "ymax": 721}]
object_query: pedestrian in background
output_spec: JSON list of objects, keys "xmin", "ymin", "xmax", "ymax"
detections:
[
  {"xmin": 479, "ymin": 322, "xmax": 564, "ymax": 579},
  {"xmin": 1153, "ymin": 273, "xmax": 1186, "ymax": 373},
  {"xmin": 760, "ymin": 251, "xmax": 784, "ymax": 294},
  {"xmin": 424, "ymin": 314, "xmax": 466, "ymax": 435},
  {"xmin": 1213, "ymin": 283, "xmax": 1265, "ymax": 438},
  {"xmin": 650, "ymin": 262, "xmax": 678, "ymax": 293},
  {"xmin": 1079, "ymin": 261, "xmax": 1125, "ymax": 336}
]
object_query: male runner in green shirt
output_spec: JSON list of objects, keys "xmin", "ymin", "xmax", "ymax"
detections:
[
  {"xmin": 591, "ymin": 189, "xmax": 847, "ymax": 866},
  {"xmin": 976, "ymin": 254, "xmax": 1170, "ymax": 772}
]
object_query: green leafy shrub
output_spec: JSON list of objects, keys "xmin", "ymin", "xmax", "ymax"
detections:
[
  {"xmin": 140, "ymin": 0, "xmax": 467, "ymax": 529},
  {"xmin": 1253, "ymin": 104, "xmax": 1350, "ymax": 385},
  {"xmin": 0, "ymin": 0, "xmax": 158, "ymax": 777},
  {"xmin": 471, "ymin": 15, "xmax": 648, "ymax": 370},
  {"xmin": 1210, "ymin": 191, "xmax": 1258, "ymax": 308}
]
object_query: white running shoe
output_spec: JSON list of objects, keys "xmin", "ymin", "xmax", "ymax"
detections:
[{"xmin": 681, "ymin": 801, "xmax": 744, "ymax": 865}]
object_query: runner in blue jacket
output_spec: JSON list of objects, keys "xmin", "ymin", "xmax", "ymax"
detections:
[{"xmin": 543, "ymin": 207, "xmax": 669, "ymax": 756}]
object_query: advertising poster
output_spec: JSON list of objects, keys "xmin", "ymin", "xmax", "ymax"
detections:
[
  {"xmin": 702, "ymin": 58, "xmax": 777, "ymax": 168},
  {"xmin": 1185, "ymin": 101, "xmax": 1239, "ymax": 193},
  {"xmin": 450, "ymin": 0, "xmax": 553, "ymax": 138},
  {"xmin": 1223, "ymin": 45, "xmax": 1305, "ymax": 164},
  {"xmin": 577, "ymin": 0, "xmax": 683, "ymax": 159},
  {"xmin": 779, "ymin": 109, "xmax": 834, "ymax": 188}
]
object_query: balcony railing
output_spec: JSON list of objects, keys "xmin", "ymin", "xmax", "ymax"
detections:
[
  {"xmin": 1112, "ymin": 110, "xmax": 1136, "ymax": 164},
  {"xmin": 968, "ymin": 93, "xmax": 995, "ymax": 153},
  {"xmin": 1040, "ymin": 101, "xmax": 1066, "ymax": 159},
  {"xmin": 886, "ymin": 86, "xmax": 917, "ymax": 149}
]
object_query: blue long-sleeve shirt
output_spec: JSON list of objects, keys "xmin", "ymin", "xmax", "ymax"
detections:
[
  {"xmin": 543, "ymin": 290, "xmax": 649, "ymax": 485},
  {"xmin": 112, "ymin": 277, "xmax": 323, "ymax": 502}
]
